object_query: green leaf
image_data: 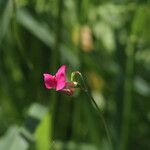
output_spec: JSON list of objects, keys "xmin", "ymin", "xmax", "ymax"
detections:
[
  {"xmin": 35, "ymin": 112, "xmax": 51, "ymax": 150},
  {"xmin": 0, "ymin": 0, "xmax": 14, "ymax": 44},
  {"xmin": 0, "ymin": 126, "xmax": 28, "ymax": 150},
  {"xmin": 16, "ymin": 9, "xmax": 54, "ymax": 48}
]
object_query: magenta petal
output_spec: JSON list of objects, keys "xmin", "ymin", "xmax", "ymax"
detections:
[
  {"xmin": 43, "ymin": 73, "xmax": 56, "ymax": 89},
  {"xmin": 55, "ymin": 65, "xmax": 66, "ymax": 91}
]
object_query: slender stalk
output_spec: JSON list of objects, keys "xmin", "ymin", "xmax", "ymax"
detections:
[
  {"xmin": 76, "ymin": 72, "xmax": 113, "ymax": 150},
  {"xmin": 50, "ymin": 0, "xmax": 64, "ymax": 139},
  {"xmin": 84, "ymin": 91, "xmax": 113, "ymax": 150},
  {"xmin": 51, "ymin": 0, "xmax": 64, "ymax": 70},
  {"xmin": 119, "ymin": 37, "xmax": 135, "ymax": 150}
]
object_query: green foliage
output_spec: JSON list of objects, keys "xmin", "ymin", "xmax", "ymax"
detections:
[
  {"xmin": 16, "ymin": 9, "xmax": 55, "ymax": 48},
  {"xmin": 0, "ymin": 0, "xmax": 149, "ymax": 150},
  {"xmin": 0, "ymin": 126, "xmax": 28, "ymax": 150},
  {"xmin": 35, "ymin": 113, "xmax": 51, "ymax": 150}
]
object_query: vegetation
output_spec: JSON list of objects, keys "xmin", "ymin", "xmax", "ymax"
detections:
[{"xmin": 0, "ymin": 0, "xmax": 150, "ymax": 150}]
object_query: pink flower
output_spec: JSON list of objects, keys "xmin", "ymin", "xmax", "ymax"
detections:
[
  {"xmin": 43, "ymin": 65, "xmax": 76, "ymax": 95},
  {"xmin": 43, "ymin": 65, "xmax": 66, "ymax": 91}
]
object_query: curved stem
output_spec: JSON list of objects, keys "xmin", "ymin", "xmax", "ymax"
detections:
[
  {"xmin": 84, "ymin": 91, "xmax": 113, "ymax": 150},
  {"xmin": 76, "ymin": 72, "xmax": 113, "ymax": 149}
]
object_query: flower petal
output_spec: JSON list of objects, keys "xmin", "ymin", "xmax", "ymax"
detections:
[
  {"xmin": 61, "ymin": 88, "xmax": 75, "ymax": 96},
  {"xmin": 55, "ymin": 65, "xmax": 66, "ymax": 91},
  {"xmin": 43, "ymin": 73, "xmax": 56, "ymax": 89}
]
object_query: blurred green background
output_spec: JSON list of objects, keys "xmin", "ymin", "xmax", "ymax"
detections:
[{"xmin": 0, "ymin": 0, "xmax": 150, "ymax": 150}]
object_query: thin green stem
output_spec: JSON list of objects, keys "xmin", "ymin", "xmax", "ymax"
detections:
[
  {"xmin": 76, "ymin": 72, "xmax": 113, "ymax": 150},
  {"xmin": 119, "ymin": 36, "xmax": 135, "ymax": 150},
  {"xmin": 85, "ymin": 91, "xmax": 113, "ymax": 150},
  {"xmin": 50, "ymin": 0, "xmax": 64, "ymax": 140}
]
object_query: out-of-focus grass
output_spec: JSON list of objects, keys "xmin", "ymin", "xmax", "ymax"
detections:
[{"xmin": 0, "ymin": 0, "xmax": 150, "ymax": 150}]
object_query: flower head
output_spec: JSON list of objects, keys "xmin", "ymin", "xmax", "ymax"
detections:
[
  {"xmin": 43, "ymin": 65, "xmax": 66, "ymax": 91},
  {"xmin": 43, "ymin": 65, "xmax": 77, "ymax": 96}
]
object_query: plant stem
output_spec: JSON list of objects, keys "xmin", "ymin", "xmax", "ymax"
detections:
[
  {"xmin": 119, "ymin": 36, "xmax": 135, "ymax": 150},
  {"xmin": 77, "ymin": 72, "xmax": 113, "ymax": 150},
  {"xmin": 51, "ymin": 0, "xmax": 64, "ymax": 70},
  {"xmin": 84, "ymin": 91, "xmax": 113, "ymax": 150},
  {"xmin": 50, "ymin": 0, "xmax": 64, "ymax": 139}
]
